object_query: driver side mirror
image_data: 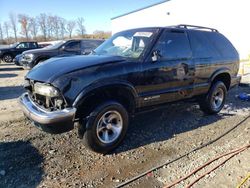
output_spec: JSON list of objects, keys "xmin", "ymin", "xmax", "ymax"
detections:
[{"xmin": 152, "ymin": 50, "xmax": 161, "ymax": 62}]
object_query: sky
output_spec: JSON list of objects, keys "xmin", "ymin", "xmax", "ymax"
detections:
[{"xmin": 0, "ymin": 0, "xmax": 163, "ymax": 34}]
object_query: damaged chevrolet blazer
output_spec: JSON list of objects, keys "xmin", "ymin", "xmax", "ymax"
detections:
[{"xmin": 20, "ymin": 25, "xmax": 241, "ymax": 153}]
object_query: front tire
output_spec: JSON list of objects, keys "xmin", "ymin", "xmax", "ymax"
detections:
[
  {"xmin": 2, "ymin": 54, "xmax": 13, "ymax": 63},
  {"xmin": 82, "ymin": 101, "xmax": 129, "ymax": 154},
  {"xmin": 198, "ymin": 81, "xmax": 227, "ymax": 114}
]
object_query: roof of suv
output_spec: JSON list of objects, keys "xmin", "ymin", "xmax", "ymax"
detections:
[
  {"xmin": 122, "ymin": 24, "xmax": 219, "ymax": 33},
  {"xmin": 168, "ymin": 24, "xmax": 218, "ymax": 32}
]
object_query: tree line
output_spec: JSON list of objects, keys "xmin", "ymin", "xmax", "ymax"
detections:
[{"xmin": 0, "ymin": 12, "xmax": 111, "ymax": 44}]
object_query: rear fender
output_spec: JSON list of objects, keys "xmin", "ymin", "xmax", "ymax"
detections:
[{"xmin": 209, "ymin": 68, "xmax": 231, "ymax": 86}]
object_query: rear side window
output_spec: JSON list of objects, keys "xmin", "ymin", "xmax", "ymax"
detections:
[
  {"xmin": 188, "ymin": 31, "xmax": 220, "ymax": 58},
  {"xmin": 206, "ymin": 32, "xmax": 238, "ymax": 58},
  {"xmin": 154, "ymin": 30, "xmax": 192, "ymax": 60},
  {"xmin": 65, "ymin": 41, "xmax": 81, "ymax": 50},
  {"xmin": 29, "ymin": 42, "xmax": 37, "ymax": 48},
  {"xmin": 81, "ymin": 40, "xmax": 104, "ymax": 51}
]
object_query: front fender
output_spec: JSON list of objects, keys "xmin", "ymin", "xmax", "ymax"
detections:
[
  {"xmin": 34, "ymin": 56, "xmax": 50, "ymax": 65},
  {"xmin": 72, "ymin": 80, "xmax": 138, "ymax": 108}
]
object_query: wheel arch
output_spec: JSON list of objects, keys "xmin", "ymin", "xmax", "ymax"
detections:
[
  {"xmin": 2, "ymin": 52, "xmax": 14, "ymax": 61},
  {"xmin": 34, "ymin": 56, "xmax": 49, "ymax": 65},
  {"xmin": 209, "ymin": 68, "xmax": 231, "ymax": 90},
  {"xmin": 73, "ymin": 82, "xmax": 138, "ymax": 119}
]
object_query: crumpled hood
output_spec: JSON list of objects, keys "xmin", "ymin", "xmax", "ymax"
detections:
[{"xmin": 26, "ymin": 55, "xmax": 125, "ymax": 83}]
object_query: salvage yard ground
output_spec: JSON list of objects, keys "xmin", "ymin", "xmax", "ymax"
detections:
[{"xmin": 0, "ymin": 63, "xmax": 250, "ymax": 188}]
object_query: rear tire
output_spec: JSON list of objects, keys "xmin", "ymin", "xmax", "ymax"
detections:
[
  {"xmin": 82, "ymin": 101, "xmax": 129, "ymax": 154},
  {"xmin": 198, "ymin": 81, "xmax": 227, "ymax": 114}
]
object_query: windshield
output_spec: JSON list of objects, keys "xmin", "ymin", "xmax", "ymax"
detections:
[
  {"xmin": 10, "ymin": 43, "xmax": 19, "ymax": 47},
  {"xmin": 94, "ymin": 28, "xmax": 158, "ymax": 59}
]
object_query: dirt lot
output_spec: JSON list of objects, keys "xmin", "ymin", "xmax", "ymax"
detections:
[{"xmin": 0, "ymin": 63, "xmax": 250, "ymax": 188}]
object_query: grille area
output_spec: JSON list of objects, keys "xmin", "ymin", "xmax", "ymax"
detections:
[{"xmin": 25, "ymin": 79, "xmax": 66, "ymax": 111}]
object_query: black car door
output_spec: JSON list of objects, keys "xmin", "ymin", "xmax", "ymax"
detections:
[{"xmin": 138, "ymin": 29, "xmax": 195, "ymax": 106}]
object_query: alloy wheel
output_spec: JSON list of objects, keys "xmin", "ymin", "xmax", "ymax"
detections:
[{"xmin": 96, "ymin": 110, "xmax": 123, "ymax": 144}]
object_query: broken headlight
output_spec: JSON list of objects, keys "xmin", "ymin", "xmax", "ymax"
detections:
[
  {"xmin": 24, "ymin": 53, "xmax": 34, "ymax": 62},
  {"xmin": 33, "ymin": 83, "xmax": 59, "ymax": 97}
]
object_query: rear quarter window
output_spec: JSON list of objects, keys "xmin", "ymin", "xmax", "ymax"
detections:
[
  {"xmin": 206, "ymin": 32, "xmax": 238, "ymax": 58},
  {"xmin": 188, "ymin": 30, "xmax": 220, "ymax": 58},
  {"xmin": 188, "ymin": 31, "xmax": 238, "ymax": 59}
]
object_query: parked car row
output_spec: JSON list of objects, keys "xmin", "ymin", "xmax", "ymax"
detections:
[
  {"xmin": 0, "ymin": 42, "xmax": 40, "ymax": 63},
  {"xmin": 21, "ymin": 39, "xmax": 104, "ymax": 69},
  {"xmin": 0, "ymin": 39, "xmax": 104, "ymax": 70},
  {"xmin": 19, "ymin": 25, "xmax": 241, "ymax": 153}
]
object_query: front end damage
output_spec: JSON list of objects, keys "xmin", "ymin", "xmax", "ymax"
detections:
[{"xmin": 19, "ymin": 79, "xmax": 76, "ymax": 134}]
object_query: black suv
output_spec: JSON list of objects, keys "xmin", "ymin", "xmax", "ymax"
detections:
[
  {"xmin": 21, "ymin": 39, "xmax": 104, "ymax": 69},
  {"xmin": 19, "ymin": 25, "xmax": 241, "ymax": 153},
  {"xmin": 0, "ymin": 42, "xmax": 39, "ymax": 62}
]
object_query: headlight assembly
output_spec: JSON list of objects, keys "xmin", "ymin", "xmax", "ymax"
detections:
[
  {"xmin": 34, "ymin": 83, "xmax": 59, "ymax": 97},
  {"xmin": 24, "ymin": 54, "xmax": 34, "ymax": 62}
]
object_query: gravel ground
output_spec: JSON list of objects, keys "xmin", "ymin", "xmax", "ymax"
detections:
[{"xmin": 0, "ymin": 63, "xmax": 250, "ymax": 188}]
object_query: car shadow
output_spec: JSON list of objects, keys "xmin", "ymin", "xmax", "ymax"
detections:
[
  {"xmin": 0, "ymin": 62, "xmax": 16, "ymax": 66},
  {"xmin": 113, "ymin": 97, "xmax": 240, "ymax": 154},
  {"xmin": 0, "ymin": 141, "xmax": 44, "ymax": 188},
  {"xmin": 114, "ymin": 102, "xmax": 215, "ymax": 153},
  {"xmin": 0, "ymin": 86, "xmax": 24, "ymax": 100},
  {"xmin": 0, "ymin": 73, "xmax": 18, "ymax": 78},
  {"xmin": 0, "ymin": 67, "xmax": 23, "ymax": 71}
]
